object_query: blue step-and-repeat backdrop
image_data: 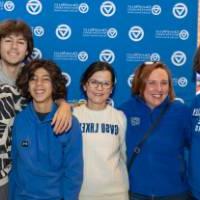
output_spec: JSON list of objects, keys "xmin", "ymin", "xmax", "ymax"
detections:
[{"xmin": 0, "ymin": 0, "xmax": 198, "ymax": 106}]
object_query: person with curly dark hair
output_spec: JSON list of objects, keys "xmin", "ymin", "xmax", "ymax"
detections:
[{"xmin": 10, "ymin": 59, "xmax": 83, "ymax": 200}]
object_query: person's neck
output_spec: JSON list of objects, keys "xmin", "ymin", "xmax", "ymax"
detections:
[
  {"xmin": 86, "ymin": 102, "xmax": 107, "ymax": 111},
  {"xmin": 33, "ymin": 100, "xmax": 53, "ymax": 113},
  {"xmin": 0, "ymin": 59, "xmax": 22, "ymax": 80}
]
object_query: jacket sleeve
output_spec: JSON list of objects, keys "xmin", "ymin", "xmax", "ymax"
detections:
[
  {"xmin": 118, "ymin": 111, "xmax": 127, "ymax": 163},
  {"xmin": 1, "ymin": 84, "xmax": 25, "ymax": 112},
  {"xmin": 9, "ymin": 119, "xmax": 18, "ymax": 200},
  {"xmin": 62, "ymin": 116, "xmax": 83, "ymax": 200}
]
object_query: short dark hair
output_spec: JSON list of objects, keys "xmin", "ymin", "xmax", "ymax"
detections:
[
  {"xmin": 16, "ymin": 59, "xmax": 67, "ymax": 101},
  {"xmin": 0, "ymin": 19, "xmax": 34, "ymax": 60},
  {"xmin": 132, "ymin": 61, "xmax": 175, "ymax": 101},
  {"xmin": 81, "ymin": 61, "xmax": 116, "ymax": 88}
]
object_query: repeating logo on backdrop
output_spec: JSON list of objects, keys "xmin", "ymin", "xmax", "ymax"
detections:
[
  {"xmin": 78, "ymin": 51, "xmax": 88, "ymax": 62},
  {"xmin": 33, "ymin": 26, "xmax": 44, "ymax": 37},
  {"xmin": 178, "ymin": 77, "xmax": 188, "ymax": 87},
  {"xmin": 99, "ymin": 49, "xmax": 115, "ymax": 64},
  {"xmin": 100, "ymin": 1, "xmax": 116, "ymax": 17},
  {"xmin": 151, "ymin": 5, "xmax": 161, "ymax": 15},
  {"xmin": 26, "ymin": 0, "xmax": 42, "ymax": 15},
  {"xmin": 4, "ymin": 1, "xmax": 15, "ymax": 11},
  {"xmin": 107, "ymin": 28, "xmax": 118, "ymax": 38},
  {"xmin": 56, "ymin": 24, "xmax": 72, "ymax": 40},
  {"xmin": 150, "ymin": 53, "xmax": 160, "ymax": 62},
  {"xmin": 62, "ymin": 72, "xmax": 71, "ymax": 87},
  {"xmin": 172, "ymin": 3, "xmax": 188, "ymax": 19},
  {"xmin": 78, "ymin": 3, "xmax": 89, "ymax": 13},
  {"xmin": 179, "ymin": 30, "xmax": 189, "ymax": 40},
  {"xmin": 128, "ymin": 26, "xmax": 144, "ymax": 42},
  {"xmin": 171, "ymin": 51, "xmax": 186, "ymax": 66},
  {"xmin": 31, "ymin": 48, "xmax": 42, "ymax": 60}
]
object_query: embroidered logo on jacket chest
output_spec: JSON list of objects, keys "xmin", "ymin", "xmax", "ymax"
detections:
[{"xmin": 130, "ymin": 117, "xmax": 140, "ymax": 126}]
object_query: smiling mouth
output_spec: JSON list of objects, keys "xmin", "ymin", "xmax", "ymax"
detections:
[{"xmin": 152, "ymin": 94, "xmax": 163, "ymax": 98}]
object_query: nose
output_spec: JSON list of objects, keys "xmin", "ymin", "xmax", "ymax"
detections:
[
  {"xmin": 96, "ymin": 83, "xmax": 104, "ymax": 90},
  {"xmin": 35, "ymin": 79, "xmax": 43, "ymax": 86},
  {"xmin": 11, "ymin": 41, "xmax": 18, "ymax": 49}
]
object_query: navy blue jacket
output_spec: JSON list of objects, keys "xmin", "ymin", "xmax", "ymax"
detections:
[{"xmin": 120, "ymin": 95, "xmax": 191, "ymax": 196}]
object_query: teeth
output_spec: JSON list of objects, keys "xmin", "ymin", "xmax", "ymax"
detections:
[
  {"xmin": 35, "ymin": 90, "xmax": 44, "ymax": 94},
  {"xmin": 152, "ymin": 94, "xmax": 162, "ymax": 98}
]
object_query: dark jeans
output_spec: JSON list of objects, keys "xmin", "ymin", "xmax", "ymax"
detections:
[
  {"xmin": 0, "ymin": 183, "xmax": 8, "ymax": 200},
  {"xmin": 129, "ymin": 192, "xmax": 191, "ymax": 200}
]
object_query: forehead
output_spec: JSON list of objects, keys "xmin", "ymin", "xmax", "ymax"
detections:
[
  {"xmin": 148, "ymin": 68, "xmax": 168, "ymax": 80},
  {"xmin": 3, "ymin": 33, "xmax": 26, "ymax": 40},
  {"xmin": 33, "ymin": 67, "xmax": 50, "ymax": 76},
  {"xmin": 90, "ymin": 70, "xmax": 112, "ymax": 80}
]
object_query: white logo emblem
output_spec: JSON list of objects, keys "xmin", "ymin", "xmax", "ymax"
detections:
[
  {"xmin": 4, "ymin": 1, "xmax": 15, "ymax": 11},
  {"xmin": 78, "ymin": 51, "xmax": 88, "ymax": 62},
  {"xmin": 150, "ymin": 53, "xmax": 160, "ymax": 62},
  {"xmin": 127, "ymin": 74, "xmax": 134, "ymax": 87},
  {"xmin": 26, "ymin": 0, "xmax": 42, "ymax": 15},
  {"xmin": 171, "ymin": 51, "xmax": 186, "ymax": 66},
  {"xmin": 100, "ymin": 1, "xmax": 116, "ymax": 17},
  {"xmin": 152, "ymin": 5, "xmax": 161, "ymax": 15},
  {"xmin": 107, "ymin": 28, "xmax": 118, "ymax": 38},
  {"xmin": 56, "ymin": 24, "xmax": 72, "ymax": 40},
  {"xmin": 178, "ymin": 77, "xmax": 188, "ymax": 87},
  {"xmin": 175, "ymin": 97, "xmax": 184, "ymax": 104},
  {"xmin": 31, "ymin": 48, "xmax": 42, "ymax": 59},
  {"xmin": 179, "ymin": 29, "xmax": 189, "ymax": 40},
  {"xmin": 172, "ymin": 3, "xmax": 188, "ymax": 19},
  {"xmin": 99, "ymin": 49, "xmax": 115, "ymax": 64},
  {"xmin": 33, "ymin": 26, "xmax": 44, "ymax": 37},
  {"xmin": 106, "ymin": 98, "xmax": 114, "ymax": 107},
  {"xmin": 79, "ymin": 3, "xmax": 89, "ymax": 13},
  {"xmin": 128, "ymin": 26, "xmax": 144, "ymax": 42},
  {"xmin": 62, "ymin": 72, "xmax": 71, "ymax": 87}
]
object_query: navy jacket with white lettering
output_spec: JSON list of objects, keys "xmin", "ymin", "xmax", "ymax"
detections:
[
  {"xmin": 120, "ymin": 95, "xmax": 191, "ymax": 196},
  {"xmin": 189, "ymin": 94, "xmax": 200, "ymax": 199}
]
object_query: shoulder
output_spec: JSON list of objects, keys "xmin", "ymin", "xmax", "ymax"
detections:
[
  {"xmin": 168, "ymin": 100, "xmax": 190, "ymax": 118},
  {"xmin": 119, "ymin": 97, "xmax": 136, "ymax": 111},
  {"xmin": 15, "ymin": 103, "xmax": 30, "ymax": 117},
  {"xmin": 171, "ymin": 100, "xmax": 189, "ymax": 110},
  {"xmin": 190, "ymin": 94, "xmax": 200, "ymax": 107},
  {"xmin": 107, "ymin": 105, "xmax": 127, "ymax": 126},
  {"xmin": 0, "ymin": 84, "xmax": 19, "ymax": 95},
  {"xmin": 73, "ymin": 104, "xmax": 85, "ymax": 114},
  {"xmin": 109, "ymin": 105, "xmax": 126, "ymax": 118}
]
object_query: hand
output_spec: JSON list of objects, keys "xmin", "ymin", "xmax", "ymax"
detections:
[{"xmin": 51, "ymin": 100, "xmax": 72, "ymax": 134}]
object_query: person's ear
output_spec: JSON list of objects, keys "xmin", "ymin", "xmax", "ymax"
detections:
[{"xmin": 83, "ymin": 85, "xmax": 87, "ymax": 91}]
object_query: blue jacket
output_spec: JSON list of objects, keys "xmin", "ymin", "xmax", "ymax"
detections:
[
  {"xmin": 189, "ymin": 94, "xmax": 200, "ymax": 199},
  {"xmin": 120, "ymin": 95, "xmax": 191, "ymax": 196},
  {"xmin": 10, "ymin": 102, "xmax": 83, "ymax": 200}
]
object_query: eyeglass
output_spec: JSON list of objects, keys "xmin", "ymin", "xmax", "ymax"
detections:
[
  {"xmin": 87, "ymin": 79, "xmax": 112, "ymax": 89},
  {"xmin": 146, "ymin": 80, "xmax": 169, "ymax": 88}
]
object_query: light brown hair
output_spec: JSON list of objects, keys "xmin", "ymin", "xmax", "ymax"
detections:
[{"xmin": 132, "ymin": 62, "xmax": 175, "ymax": 101}]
